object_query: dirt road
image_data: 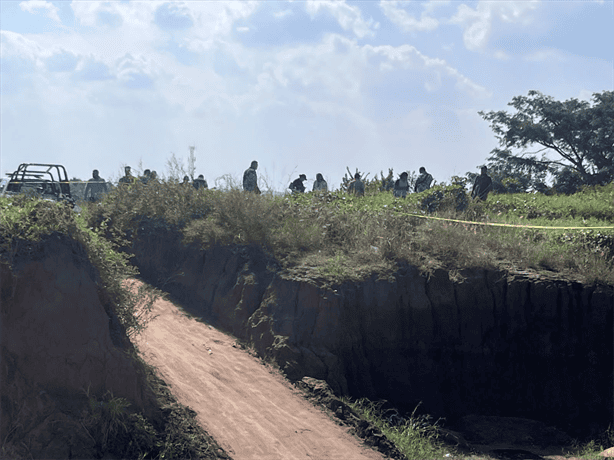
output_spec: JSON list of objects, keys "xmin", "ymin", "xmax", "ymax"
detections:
[{"xmin": 135, "ymin": 293, "xmax": 386, "ymax": 460}]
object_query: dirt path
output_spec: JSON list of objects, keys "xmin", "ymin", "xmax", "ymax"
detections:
[{"xmin": 135, "ymin": 293, "xmax": 386, "ymax": 460}]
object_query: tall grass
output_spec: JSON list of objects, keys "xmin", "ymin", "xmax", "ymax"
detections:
[
  {"xmin": 81, "ymin": 180, "xmax": 614, "ymax": 285},
  {"xmin": 342, "ymin": 398, "xmax": 450, "ymax": 460},
  {"xmin": 0, "ymin": 195, "xmax": 159, "ymax": 338}
]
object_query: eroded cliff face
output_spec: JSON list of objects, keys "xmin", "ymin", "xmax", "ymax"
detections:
[
  {"xmin": 0, "ymin": 233, "xmax": 152, "ymax": 458},
  {"xmin": 132, "ymin": 224, "xmax": 613, "ymax": 436}
]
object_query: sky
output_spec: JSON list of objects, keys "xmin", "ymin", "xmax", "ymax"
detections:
[{"xmin": 1, "ymin": 0, "xmax": 613, "ymax": 191}]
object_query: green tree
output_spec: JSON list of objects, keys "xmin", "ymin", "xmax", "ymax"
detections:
[{"xmin": 479, "ymin": 90, "xmax": 614, "ymax": 193}]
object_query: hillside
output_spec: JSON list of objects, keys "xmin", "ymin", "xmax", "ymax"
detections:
[{"xmin": 1, "ymin": 184, "xmax": 613, "ymax": 459}]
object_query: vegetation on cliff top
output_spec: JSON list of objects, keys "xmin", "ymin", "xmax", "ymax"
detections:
[
  {"xmin": 2, "ymin": 177, "xmax": 613, "ymax": 286},
  {"xmin": 77, "ymin": 178, "xmax": 614, "ymax": 286}
]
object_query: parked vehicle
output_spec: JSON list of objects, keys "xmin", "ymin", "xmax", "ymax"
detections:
[{"xmin": 1, "ymin": 163, "xmax": 77, "ymax": 208}]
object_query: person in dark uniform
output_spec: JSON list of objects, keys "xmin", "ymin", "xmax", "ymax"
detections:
[
  {"xmin": 193, "ymin": 174, "xmax": 208, "ymax": 190},
  {"xmin": 84, "ymin": 169, "xmax": 108, "ymax": 201},
  {"xmin": 472, "ymin": 166, "xmax": 493, "ymax": 200},
  {"xmin": 289, "ymin": 174, "xmax": 307, "ymax": 193}
]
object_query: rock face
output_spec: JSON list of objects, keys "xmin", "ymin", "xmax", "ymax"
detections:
[
  {"xmin": 0, "ymin": 233, "xmax": 152, "ymax": 458},
  {"xmin": 132, "ymin": 224, "xmax": 613, "ymax": 437}
]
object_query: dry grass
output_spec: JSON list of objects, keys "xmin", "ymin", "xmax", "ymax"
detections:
[{"xmin": 81, "ymin": 181, "xmax": 614, "ymax": 286}]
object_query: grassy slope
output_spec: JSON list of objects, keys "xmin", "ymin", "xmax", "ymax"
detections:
[
  {"xmin": 82, "ymin": 179, "xmax": 614, "ymax": 286},
  {"xmin": 3, "ymin": 184, "xmax": 613, "ymax": 459}
]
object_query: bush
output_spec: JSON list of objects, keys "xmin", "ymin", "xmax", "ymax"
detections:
[{"xmin": 84, "ymin": 178, "xmax": 614, "ymax": 286}]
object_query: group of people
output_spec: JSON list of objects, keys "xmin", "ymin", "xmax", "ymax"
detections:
[
  {"xmin": 84, "ymin": 161, "xmax": 493, "ymax": 203},
  {"xmin": 244, "ymin": 161, "xmax": 493, "ymax": 201},
  {"xmin": 282, "ymin": 166, "xmax": 435, "ymax": 199},
  {"xmin": 83, "ymin": 165, "xmax": 210, "ymax": 202},
  {"xmin": 182, "ymin": 174, "xmax": 208, "ymax": 190}
]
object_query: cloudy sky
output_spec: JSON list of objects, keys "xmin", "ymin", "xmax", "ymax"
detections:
[{"xmin": 1, "ymin": 0, "xmax": 612, "ymax": 191}]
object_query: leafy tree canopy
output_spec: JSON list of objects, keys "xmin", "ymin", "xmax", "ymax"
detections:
[{"xmin": 478, "ymin": 90, "xmax": 614, "ymax": 193}]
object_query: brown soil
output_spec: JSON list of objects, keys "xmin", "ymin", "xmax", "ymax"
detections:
[
  {"xmin": 133, "ymin": 282, "xmax": 604, "ymax": 460},
  {"xmin": 135, "ymin": 290, "xmax": 389, "ymax": 460}
]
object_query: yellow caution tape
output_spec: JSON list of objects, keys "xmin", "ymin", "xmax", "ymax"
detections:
[{"xmin": 397, "ymin": 212, "xmax": 614, "ymax": 230}]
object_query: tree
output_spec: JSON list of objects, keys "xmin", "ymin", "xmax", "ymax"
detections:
[{"xmin": 479, "ymin": 90, "xmax": 614, "ymax": 192}]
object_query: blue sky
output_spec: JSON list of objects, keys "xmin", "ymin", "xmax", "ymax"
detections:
[{"xmin": 1, "ymin": 0, "xmax": 612, "ymax": 191}]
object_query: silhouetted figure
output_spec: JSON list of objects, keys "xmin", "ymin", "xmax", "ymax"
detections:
[
  {"xmin": 118, "ymin": 166, "xmax": 136, "ymax": 187},
  {"xmin": 394, "ymin": 172, "xmax": 410, "ymax": 198},
  {"xmin": 193, "ymin": 174, "xmax": 208, "ymax": 190},
  {"xmin": 348, "ymin": 172, "xmax": 365, "ymax": 196},
  {"xmin": 289, "ymin": 174, "xmax": 307, "ymax": 193},
  {"xmin": 243, "ymin": 161, "xmax": 261, "ymax": 194},
  {"xmin": 472, "ymin": 166, "xmax": 493, "ymax": 200},
  {"xmin": 84, "ymin": 169, "xmax": 108, "ymax": 202},
  {"xmin": 140, "ymin": 169, "xmax": 151, "ymax": 184},
  {"xmin": 414, "ymin": 167, "xmax": 433, "ymax": 193},
  {"xmin": 313, "ymin": 173, "xmax": 328, "ymax": 192},
  {"xmin": 182, "ymin": 175, "xmax": 191, "ymax": 186}
]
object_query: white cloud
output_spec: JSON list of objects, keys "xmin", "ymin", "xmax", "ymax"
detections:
[
  {"xmin": 273, "ymin": 9, "xmax": 294, "ymax": 19},
  {"xmin": 73, "ymin": 55, "xmax": 113, "ymax": 81},
  {"xmin": 46, "ymin": 48, "xmax": 80, "ymax": 72},
  {"xmin": 364, "ymin": 42, "xmax": 491, "ymax": 98},
  {"xmin": 379, "ymin": 0, "xmax": 439, "ymax": 32},
  {"xmin": 1, "ymin": 30, "xmax": 43, "ymax": 62},
  {"xmin": 450, "ymin": 1, "xmax": 539, "ymax": 52},
  {"xmin": 577, "ymin": 89, "xmax": 593, "ymax": 101},
  {"xmin": 115, "ymin": 53, "xmax": 156, "ymax": 89},
  {"xmin": 305, "ymin": 0, "xmax": 378, "ymax": 38},
  {"xmin": 236, "ymin": 26, "xmax": 250, "ymax": 33},
  {"xmin": 71, "ymin": 1, "xmax": 156, "ymax": 28},
  {"xmin": 19, "ymin": 0, "xmax": 61, "ymax": 23},
  {"xmin": 493, "ymin": 50, "xmax": 510, "ymax": 60},
  {"xmin": 524, "ymin": 48, "xmax": 567, "ymax": 62},
  {"xmin": 245, "ymin": 33, "xmax": 490, "ymax": 127}
]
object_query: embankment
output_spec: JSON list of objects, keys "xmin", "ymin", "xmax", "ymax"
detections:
[
  {"xmin": 0, "ymin": 233, "xmax": 153, "ymax": 458},
  {"xmin": 132, "ymin": 222, "xmax": 613, "ymax": 437}
]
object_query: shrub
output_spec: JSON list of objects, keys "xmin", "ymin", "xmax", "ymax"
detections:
[{"xmin": 85, "ymin": 178, "xmax": 614, "ymax": 286}]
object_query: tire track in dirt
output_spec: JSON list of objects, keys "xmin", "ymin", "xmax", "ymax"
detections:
[{"xmin": 135, "ymin": 291, "xmax": 386, "ymax": 460}]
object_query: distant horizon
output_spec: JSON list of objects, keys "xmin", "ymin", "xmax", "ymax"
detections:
[{"xmin": 2, "ymin": 1, "xmax": 612, "ymax": 192}]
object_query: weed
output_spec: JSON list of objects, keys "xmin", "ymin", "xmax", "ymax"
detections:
[
  {"xmin": 81, "ymin": 179, "xmax": 614, "ymax": 285},
  {"xmin": 342, "ymin": 397, "xmax": 450, "ymax": 460},
  {"xmin": 0, "ymin": 195, "xmax": 159, "ymax": 338}
]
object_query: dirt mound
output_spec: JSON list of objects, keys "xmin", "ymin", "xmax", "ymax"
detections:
[{"xmin": 0, "ymin": 234, "xmax": 228, "ymax": 459}]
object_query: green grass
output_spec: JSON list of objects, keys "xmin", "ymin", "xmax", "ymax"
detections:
[
  {"xmin": 565, "ymin": 427, "xmax": 614, "ymax": 460},
  {"xmin": 0, "ymin": 194, "xmax": 160, "ymax": 338},
  {"xmin": 341, "ymin": 398, "xmax": 451, "ymax": 460},
  {"xmin": 78, "ymin": 180, "xmax": 614, "ymax": 286}
]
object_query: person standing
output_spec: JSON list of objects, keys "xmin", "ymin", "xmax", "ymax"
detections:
[
  {"xmin": 118, "ymin": 166, "xmax": 136, "ymax": 187},
  {"xmin": 84, "ymin": 169, "xmax": 108, "ymax": 201},
  {"xmin": 243, "ymin": 160, "xmax": 261, "ymax": 194},
  {"xmin": 393, "ymin": 172, "xmax": 410, "ymax": 198},
  {"xmin": 140, "ymin": 169, "xmax": 151, "ymax": 184},
  {"xmin": 193, "ymin": 174, "xmax": 208, "ymax": 190},
  {"xmin": 414, "ymin": 167, "xmax": 433, "ymax": 193},
  {"xmin": 472, "ymin": 166, "xmax": 493, "ymax": 200},
  {"xmin": 289, "ymin": 174, "xmax": 307, "ymax": 193},
  {"xmin": 348, "ymin": 172, "xmax": 365, "ymax": 196},
  {"xmin": 312, "ymin": 173, "xmax": 328, "ymax": 192}
]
